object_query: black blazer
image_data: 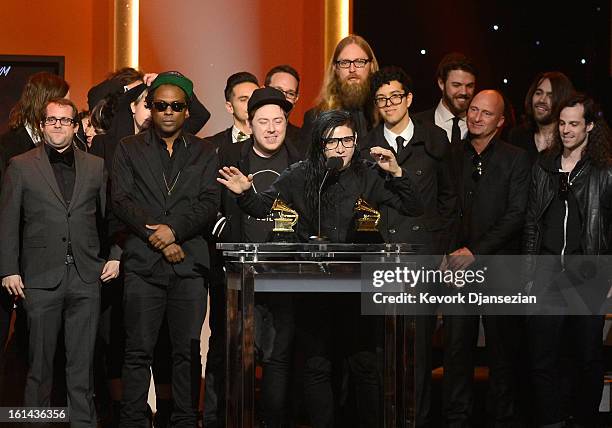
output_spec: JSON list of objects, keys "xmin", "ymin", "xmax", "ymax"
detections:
[
  {"xmin": 412, "ymin": 108, "xmax": 435, "ymax": 126},
  {"xmin": 448, "ymin": 137, "xmax": 530, "ymax": 254},
  {"xmin": 206, "ymin": 126, "xmax": 232, "ymax": 151},
  {"xmin": 111, "ymin": 129, "xmax": 220, "ymax": 280},
  {"xmin": 361, "ymin": 119, "xmax": 457, "ymax": 253},
  {"xmin": 0, "ymin": 145, "xmax": 119, "ymax": 287}
]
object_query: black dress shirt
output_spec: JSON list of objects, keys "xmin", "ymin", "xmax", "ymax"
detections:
[{"xmin": 46, "ymin": 143, "xmax": 75, "ymax": 205}]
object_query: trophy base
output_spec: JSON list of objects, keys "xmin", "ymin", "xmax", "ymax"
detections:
[
  {"xmin": 348, "ymin": 230, "xmax": 384, "ymax": 244},
  {"xmin": 268, "ymin": 231, "xmax": 300, "ymax": 243}
]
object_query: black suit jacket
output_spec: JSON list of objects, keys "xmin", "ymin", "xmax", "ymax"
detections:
[
  {"xmin": 412, "ymin": 108, "xmax": 435, "ymax": 127},
  {"xmin": 111, "ymin": 128, "xmax": 220, "ymax": 280},
  {"xmin": 361, "ymin": 119, "xmax": 457, "ymax": 253},
  {"xmin": 448, "ymin": 137, "xmax": 530, "ymax": 254},
  {"xmin": 0, "ymin": 145, "xmax": 118, "ymax": 287},
  {"xmin": 206, "ymin": 126, "xmax": 232, "ymax": 151}
]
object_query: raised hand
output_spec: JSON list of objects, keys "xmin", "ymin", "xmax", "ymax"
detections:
[
  {"xmin": 370, "ymin": 146, "xmax": 402, "ymax": 177},
  {"xmin": 217, "ymin": 166, "xmax": 253, "ymax": 195}
]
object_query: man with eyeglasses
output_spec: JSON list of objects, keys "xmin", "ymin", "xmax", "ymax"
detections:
[
  {"xmin": 442, "ymin": 90, "xmax": 530, "ymax": 427},
  {"xmin": 0, "ymin": 97, "xmax": 121, "ymax": 426},
  {"xmin": 111, "ymin": 72, "xmax": 220, "ymax": 428},
  {"xmin": 413, "ymin": 52, "xmax": 477, "ymax": 145},
  {"xmin": 300, "ymin": 34, "xmax": 379, "ymax": 149},
  {"xmin": 362, "ymin": 66, "xmax": 457, "ymax": 427},
  {"xmin": 264, "ymin": 64, "xmax": 302, "ymax": 149}
]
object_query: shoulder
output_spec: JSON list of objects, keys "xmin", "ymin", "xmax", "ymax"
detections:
[
  {"xmin": 205, "ymin": 127, "xmax": 231, "ymax": 145},
  {"xmin": 412, "ymin": 108, "xmax": 435, "ymax": 124}
]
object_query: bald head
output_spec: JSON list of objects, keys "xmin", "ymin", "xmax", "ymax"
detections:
[{"xmin": 467, "ymin": 90, "xmax": 505, "ymax": 142}]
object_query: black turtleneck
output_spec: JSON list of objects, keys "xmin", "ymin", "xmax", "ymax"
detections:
[{"xmin": 45, "ymin": 143, "xmax": 75, "ymax": 205}]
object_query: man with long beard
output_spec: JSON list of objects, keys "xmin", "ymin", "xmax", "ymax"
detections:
[
  {"xmin": 508, "ymin": 71, "xmax": 574, "ymax": 163},
  {"xmin": 300, "ymin": 34, "xmax": 379, "ymax": 146},
  {"xmin": 413, "ymin": 52, "xmax": 477, "ymax": 145}
]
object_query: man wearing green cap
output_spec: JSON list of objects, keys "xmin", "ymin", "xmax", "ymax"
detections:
[{"xmin": 111, "ymin": 71, "xmax": 220, "ymax": 428}]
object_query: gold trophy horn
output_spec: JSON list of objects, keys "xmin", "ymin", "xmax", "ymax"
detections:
[
  {"xmin": 354, "ymin": 197, "xmax": 381, "ymax": 232},
  {"xmin": 271, "ymin": 198, "xmax": 299, "ymax": 233}
]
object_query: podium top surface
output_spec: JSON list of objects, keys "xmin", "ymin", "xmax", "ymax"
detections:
[{"xmin": 217, "ymin": 242, "xmax": 422, "ymax": 263}]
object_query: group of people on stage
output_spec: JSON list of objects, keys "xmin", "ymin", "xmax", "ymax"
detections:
[{"xmin": 0, "ymin": 33, "xmax": 611, "ymax": 428}]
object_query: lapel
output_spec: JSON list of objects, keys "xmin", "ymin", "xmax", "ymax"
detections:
[
  {"xmin": 68, "ymin": 148, "xmax": 86, "ymax": 212},
  {"xmin": 34, "ymin": 145, "xmax": 67, "ymax": 209}
]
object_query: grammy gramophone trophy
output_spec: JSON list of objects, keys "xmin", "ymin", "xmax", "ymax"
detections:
[
  {"xmin": 351, "ymin": 197, "xmax": 384, "ymax": 243},
  {"xmin": 268, "ymin": 198, "xmax": 299, "ymax": 242}
]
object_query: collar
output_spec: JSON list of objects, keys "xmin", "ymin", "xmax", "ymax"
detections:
[
  {"xmin": 45, "ymin": 143, "xmax": 75, "ymax": 166},
  {"xmin": 153, "ymin": 129, "xmax": 188, "ymax": 148},
  {"xmin": 435, "ymin": 99, "xmax": 464, "ymax": 124},
  {"xmin": 231, "ymin": 125, "xmax": 250, "ymax": 143},
  {"xmin": 383, "ymin": 118, "xmax": 414, "ymax": 147},
  {"xmin": 25, "ymin": 123, "xmax": 42, "ymax": 146},
  {"xmin": 465, "ymin": 136, "xmax": 498, "ymax": 158}
]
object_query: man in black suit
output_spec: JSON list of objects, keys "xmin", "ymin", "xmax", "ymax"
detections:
[
  {"xmin": 111, "ymin": 72, "xmax": 220, "ymax": 428},
  {"xmin": 206, "ymin": 72, "xmax": 259, "ymax": 149},
  {"xmin": 0, "ymin": 72, "xmax": 70, "ymax": 356},
  {"xmin": 413, "ymin": 53, "xmax": 477, "ymax": 145},
  {"xmin": 264, "ymin": 64, "xmax": 302, "ymax": 148},
  {"xmin": 0, "ymin": 97, "xmax": 120, "ymax": 426},
  {"xmin": 443, "ymin": 90, "xmax": 530, "ymax": 427},
  {"xmin": 362, "ymin": 66, "xmax": 457, "ymax": 427}
]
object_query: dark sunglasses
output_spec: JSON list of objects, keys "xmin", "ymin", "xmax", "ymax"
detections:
[
  {"xmin": 558, "ymin": 171, "xmax": 570, "ymax": 201},
  {"xmin": 472, "ymin": 154, "xmax": 484, "ymax": 181},
  {"xmin": 151, "ymin": 101, "xmax": 187, "ymax": 112}
]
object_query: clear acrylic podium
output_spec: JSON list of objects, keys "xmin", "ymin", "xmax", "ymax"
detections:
[{"xmin": 218, "ymin": 242, "xmax": 421, "ymax": 428}]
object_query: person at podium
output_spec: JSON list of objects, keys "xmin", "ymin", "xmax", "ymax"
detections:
[{"xmin": 217, "ymin": 109, "xmax": 423, "ymax": 427}]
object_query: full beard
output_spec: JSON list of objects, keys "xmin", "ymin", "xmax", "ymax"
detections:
[{"xmin": 336, "ymin": 77, "xmax": 371, "ymax": 110}]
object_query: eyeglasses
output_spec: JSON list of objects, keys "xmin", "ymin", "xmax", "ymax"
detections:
[
  {"xmin": 374, "ymin": 93, "xmax": 408, "ymax": 108},
  {"xmin": 271, "ymin": 86, "xmax": 298, "ymax": 101},
  {"xmin": 335, "ymin": 59, "xmax": 371, "ymax": 69},
  {"xmin": 323, "ymin": 135, "xmax": 356, "ymax": 150},
  {"xmin": 558, "ymin": 171, "xmax": 570, "ymax": 200},
  {"xmin": 472, "ymin": 154, "xmax": 484, "ymax": 181},
  {"xmin": 151, "ymin": 101, "xmax": 187, "ymax": 112},
  {"xmin": 43, "ymin": 116, "xmax": 75, "ymax": 126}
]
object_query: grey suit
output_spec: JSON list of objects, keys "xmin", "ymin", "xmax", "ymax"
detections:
[{"xmin": 0, "ymin": 144, "xmax": 117, "ymax": 428}]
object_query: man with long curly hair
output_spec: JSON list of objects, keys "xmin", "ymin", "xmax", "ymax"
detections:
[{"xmin": 523, "ymin": 93, "xmax": 612, "ymax": 427}]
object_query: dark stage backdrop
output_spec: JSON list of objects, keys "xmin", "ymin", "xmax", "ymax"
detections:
[
  {"xmin": 354, "ymin": 0, "xmax": 611, "ymax": 126},
  {"xmin": 0, "ymin": 55, "xmax": 65, "ymax": 135}
]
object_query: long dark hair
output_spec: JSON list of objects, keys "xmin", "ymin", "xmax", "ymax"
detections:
[
  {"xmin": 549, "ymin": 93, "xmax": 612, "ymax": 168},
  {"xmin": 523, "ymin": 71, "xmax": 574, "ymax": 131},
  {"xmin": 8, "ymin": 72, "xmax": 69, "ymax": 139},
  {"xmin": 304, "ymin": 110, "xmax": 363, "ymax": 215}
]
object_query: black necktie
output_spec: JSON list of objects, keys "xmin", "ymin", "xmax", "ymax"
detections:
[
  {"xmin": 395, "ymin": 136, "xmax": 405, "ymax": 158},
  {"xmin": 451, "ymin": 116, "xmax": 461, "ymax": 144}
]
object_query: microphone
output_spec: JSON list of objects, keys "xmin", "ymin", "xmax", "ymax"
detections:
[{"xmin": 309, "ymin": 157, "xmax": 343, "ymax": 242}]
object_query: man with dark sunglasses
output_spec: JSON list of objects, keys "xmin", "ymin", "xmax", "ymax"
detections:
[
  {"xmin": 111, "ymin": 71, "xmax": 220, "ymax": 428},
  {"xmin": 443, "ymin": 89, "xmax": 530, "ymax": 427}
]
